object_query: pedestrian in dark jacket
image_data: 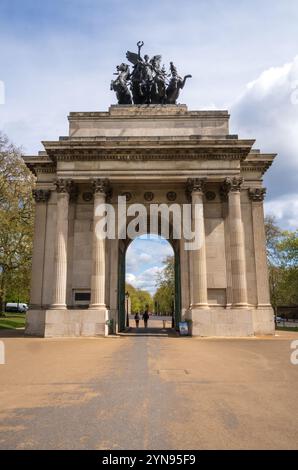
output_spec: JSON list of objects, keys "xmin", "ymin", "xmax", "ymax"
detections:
[
  {"xmin": 135, "ymin": 313, "xmax": 140, "ymax": 328},
  {"xmin": 142, "ymin": 309, "xmax": 149, "ymax": 328}
]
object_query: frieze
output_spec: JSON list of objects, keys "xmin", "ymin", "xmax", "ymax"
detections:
[{"xmin": 48, "ymin": 149, "xmax": 249, "ymax": 162}]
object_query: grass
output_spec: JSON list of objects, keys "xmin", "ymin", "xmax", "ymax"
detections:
[
  {"xmin": 0, "ymin": 313, "xmax": 26, "ymax": 329},
  {"xmin": 276, "ymin": 326, "xmax": 298, "ymax": 332}
]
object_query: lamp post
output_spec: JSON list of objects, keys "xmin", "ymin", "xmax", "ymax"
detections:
[{"xmin": 125, "ymin": 291, "xmax": 130, "ymax": 328}]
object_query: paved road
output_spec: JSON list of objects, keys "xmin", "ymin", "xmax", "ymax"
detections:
[{"xmin": 0, "ymin": 330, "xmax": 298, "ymax": 449}]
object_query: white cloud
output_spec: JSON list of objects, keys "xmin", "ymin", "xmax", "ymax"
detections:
[
  {"xmin": 126, "ymin": 266, "xmax": 164, "ymax": 295},
  {"xmin": 126, "ymin": 237, "xmax": 173, "ymax": 273},
  {"xmin": 139, "ymin": 253, "xmax": 152, "ymax": 263},
  {"xmin": 126, "ymin": 273, "xmax": 136, "ymax": 285},
  {"xmin": 231, "ymin": 56, "xmax": 298, "ymax": 229},
  {"xmin": 125, "ymin": 236, "xmax": 174, "ymax": 293},
  {"xmin": 265, "ymin": 194, "xmax": 298, "ymax": 229}
]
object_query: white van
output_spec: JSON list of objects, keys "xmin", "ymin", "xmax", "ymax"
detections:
[{"xmin": 5, "ymin": 303, "xmax": 28, "ymax": 313}]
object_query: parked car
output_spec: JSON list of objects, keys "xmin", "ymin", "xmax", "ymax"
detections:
[
  {"xmin": 5, "ymin": 303, "xmax": 28, "ymax": 313},
  {"xmin": 276, "ymin": 316, "xmax": 286, "ymax": 323}
]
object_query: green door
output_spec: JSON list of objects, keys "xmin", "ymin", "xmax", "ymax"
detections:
[
  {"xmin": 118, "ymin": 247, "xmax": 126, "ymax": 331},
  {"xmin": 174, "ymin": 248, "xmax": 181, "ymax": 329}
]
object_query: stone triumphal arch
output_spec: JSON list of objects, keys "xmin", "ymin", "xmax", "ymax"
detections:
[{"xmin": 24, "ymin": 104, "xmax": 276, "ymax": 337}]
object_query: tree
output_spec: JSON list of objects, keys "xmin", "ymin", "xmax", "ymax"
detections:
[
  {"xmin": 0, "ymin": 133, "xmax": 35, "ymax": 312},
  {"xmin": 153, "ymin": 255, "xmax": 175, "ymax": 315},
  {"xmin": 265, "ymin": 216, "xmax": 298, "ymax": 312},
  {"xmin": 125, "ymin": 283, "xmax": 153, "ymax": 314}
]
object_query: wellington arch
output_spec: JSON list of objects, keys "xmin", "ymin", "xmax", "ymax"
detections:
[
  {"xmin": 23, "ymin": 103, "xmax": 276, "ymax": 337},
  {"xmin": 23, "ymin": 44, "xmax": 276, "ymax": 337}
]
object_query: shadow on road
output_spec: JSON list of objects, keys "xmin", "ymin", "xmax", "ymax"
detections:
[
  {"xmin": 119, "ymin": 327, "xmax": 178, "ymax": 337},
  {"xmin": 0, "ymin": 328, "xmax": 25, "ymax": 338}
]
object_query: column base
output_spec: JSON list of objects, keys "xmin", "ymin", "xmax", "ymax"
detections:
[
  {"xmin": 252, "ymin": 306, "xmax": 275, "ymax": 335},
  {"xmin": 188, "ymin": 306, "xmax": 275, "ymax": 336},
  {"xmin": 25, "ymin": 308, "xmax": 107, "ymax": 337},
  {"xmin": 49, "ymin": 304, "xmax": 67, "ymax": 310},
  {"xmin": 89, "ymin": 304, "xmax": 106, "ymax": 310},
  {"xmin": 189, "ymin": 307, "xmax": 247, "ymax": 336},
  {"xmin": 190, "ymin": 303, "xmax": 209, "ymax": 309},
  {"xmin": 231, "ymin": 303, "xmax": 248, "ymax": 309}
]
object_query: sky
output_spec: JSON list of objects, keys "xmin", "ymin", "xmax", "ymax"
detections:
[{"xmin": 0, "ymin": 0, "xmax": 297, "ymax": 294}]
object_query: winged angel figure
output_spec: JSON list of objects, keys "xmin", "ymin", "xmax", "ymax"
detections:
[{"xmin": 111, "ymin": 41, "xmax": 191, "ymax": 105}]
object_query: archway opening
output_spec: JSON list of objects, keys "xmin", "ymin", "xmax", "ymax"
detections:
[{"xmin": 118, "ymin": 234, "xmax": 181, "ymax": 333}]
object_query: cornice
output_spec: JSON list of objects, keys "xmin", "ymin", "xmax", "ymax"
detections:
[
  {"xmin": 22, "ymin": 155, "xmax": 55, "ymax": 176},
  {"xmin": 68, "ymin": 108, "xmax": 230, "ymax": 121},
  {"xmin": 241, "ymin": 155, "xmax": 276, "ymax": 175}
]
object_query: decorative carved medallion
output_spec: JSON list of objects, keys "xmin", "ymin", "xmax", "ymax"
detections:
[
  {"xmin": 144, "ymin": 191, "xmax": 154, "ymax": 201},
  {"xmin": 205, "ymin": 191, "xmax": 216, "ymax": 201},
  {"xmin": 32, "ymin": 189, "xmax": 51, "ymax": 203},
  {"xmin": 82, "ymin": 192, "xmax": 93, "ymax": 202},
  {"xmin": 248, "ymin": 188, "xmax": 266, "ymax": 202},
  {"xmin": 120, "ymin": 192, "xmax": 132, "ymax": 201},
  {"xmin": 167, "ymin": 191, "xmax": 177, "ymax": 201}
]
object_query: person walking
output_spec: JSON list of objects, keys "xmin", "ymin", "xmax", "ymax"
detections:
[
  {"xmin": 135, "ymin": 312, "xmax": 140, "ymax": 328},
  {"xmin": 142, "ymin": 308, "xmax": 149, "ymax": 328}
]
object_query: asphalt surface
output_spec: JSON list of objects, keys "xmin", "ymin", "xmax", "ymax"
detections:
[{"xmin": 0, "ymin": 329, "xmax": 298, "ymax": 449}]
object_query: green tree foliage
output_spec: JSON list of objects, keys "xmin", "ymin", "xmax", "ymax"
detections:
[
  {"xmin": 265, "ymin": 216, "xmax": 298, "ymax": 310},
  {"xmin": 0, "ymin": 133, "xmax": 35, "ymax": 311},
  {"xmin": 125, "ymin": 283, "xmax": 153, "ymax": 314},
  {"xmin": 153, "ymin": 255, "xmax": 174, "ymax": 315}
]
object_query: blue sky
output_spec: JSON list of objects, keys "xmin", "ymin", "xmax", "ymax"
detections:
[
  {"xmin": 0, "ymin": 0, "xmax": 298, "ymax": 293},
  {"xmin": 126, "ymin": 235, "xmax": 173, "ymax": 295}
]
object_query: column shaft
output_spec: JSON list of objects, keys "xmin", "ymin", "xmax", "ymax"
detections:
[
  {"xmin": 51, "ymin": 191, "xmax": 69, "ymax": 309},
  {"xmin": 89, "ymin": 182, "xmax": 108, "ymax": 309},
  {"xmin": 188, "ymin": 178, "xmax": 208, "ymax": 308},
  {"xmin": 31, "ymin": 190, "xmax": 50, "ymax": 308},
  {"xmin": 228, "ymin": 189, "xmax": 248, "ymax": 307},
  {"xmin": 249, "ymin": 189, "xmax": 271, "ymax": 307}
]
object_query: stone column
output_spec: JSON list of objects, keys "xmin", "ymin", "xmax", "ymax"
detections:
[
  {"xmin": 187, "ymin": 178, "xmax": 209, "ymax": 308},
  {"xmin": 222, "ymin": 177, "xmax": 248, "ymax": 308},
  {"xmin": 248, "ymin": 188, "xmax": 271, "ymax": 307},
  {"xmin": 89, "ymin": 179, "xmax": 110, "ymax": 309},
  {"xmin": 50, "ymin": 179, "xmax": 73, "ymax": 309},
  {"xmin": 31, "ymin": 189, "xmax": 51, "ymax": 308}
]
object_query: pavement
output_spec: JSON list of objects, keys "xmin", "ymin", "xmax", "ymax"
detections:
[{"xmin": 0, "ymin": 328, "xmax": 298, "ymax": 450}]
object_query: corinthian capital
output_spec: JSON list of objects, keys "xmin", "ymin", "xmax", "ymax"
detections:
[
  {"xmin": 220, "ymin": 176, "xmax": 243, "ymax": 201},
  {"xmin": 92, "ymin": 178, "xmax": 112, "ymax": 200},
  {"xmin": 32, "ymin": 189, "xmax": 51, "ymax": 203},
  {"xmin": 55, "ymin": 179, "xmax": 74, "ymax": 194},
  {"xmin": 248, "ymin": 187, "xmax": 266, "ymax": 202},
  {"xmin": 186, "ymin": 178, "xmax": 207, "ymax": 194}
]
